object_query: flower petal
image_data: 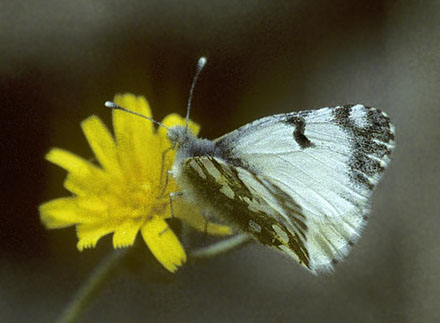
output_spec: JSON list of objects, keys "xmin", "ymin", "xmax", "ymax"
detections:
[
  {"xmin": 64, "ymin": 171, "xmax": 120, "ymax": 198},
  {"xmin": 158, "ymin": 113, "xmax": 200, "ymax": 138},
  {"xmin": 39, "ymin": 197, "xmax": 94, "ymax": 229},
  {"xmin": 113, "ymin": 94, "xmax": 153, "ymax": 135},
  {"xmin": 64, "ymin": 174, "xmax": 88, "ymax": 196},
  {"xmin": 112, "ymin": 94, "xmax": 158, "ymax": 180},
  {"xmin": 173, "ymin": 199, "xmax": 233, "ymax": 236},
  {"xmin": 46, "ymin": 147, "xmax": 112, "ymax": 197},
  {"xmin": 192, "ymin": 219, "xmax": 233, "ymax": 236},
  {"xmin": 46, "ymin": 148, "xmax": 103, "ymax": 177},
  {"xmin": 76, "ymin": 222, "xmax": 115, "ymax": 251},
  {"xmin": 141, "ymin": 217, "xmax": 186, "ymax": 272},
  {"xmin": 76, "ymin": 195, "xmax": 108, "ymax": 213},
  {"xmin": 206, "ymin": 222, "xmax": 233, "ymax": 235},
  {"xmin": 81, "ymin": 116, "xmax": 121, "ymax": 176},
  {"xmin": 112, "ymin": 220, "xmax": 141, "ymax": 248},
  {"xmin": 113, "ymin": 94, "xmax": 153, "ymax": 152}
]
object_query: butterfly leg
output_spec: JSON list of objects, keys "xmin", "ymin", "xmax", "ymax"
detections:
[
  {"xmin": 158, "ymin": 147, "xmax": 173, "ymax": 197},
  {"xmin": 160, "ymin": 191, "xmax": 183, "ymax": 235},
  {"xmin": 159, "ymin": 147, "xmax": 173, "ymax": 183},
  {"xmin": 169, "ymin": 191, "xmax": 184, "ymax": 218},
  {"xmin": 159, "ymin": 171, "xmax": 171, "ymax": 198}
]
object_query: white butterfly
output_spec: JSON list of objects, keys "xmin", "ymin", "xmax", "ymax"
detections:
[{"xmin": 108, "ymin": 57, "xmax": 395, "ymax": 274}]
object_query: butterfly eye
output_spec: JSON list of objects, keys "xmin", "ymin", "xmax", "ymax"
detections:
[
  {"xmin": 167, "ymin": 126, "xmax": 184, "ymax": 145},
  {"xmin": 167, "ymin": 130, "xmax": 177, "ymax": 143}
]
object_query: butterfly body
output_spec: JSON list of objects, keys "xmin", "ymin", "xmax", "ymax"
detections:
[{"xmin": 168, "ymin": 104, "xmax": 395, "ymax": 274}]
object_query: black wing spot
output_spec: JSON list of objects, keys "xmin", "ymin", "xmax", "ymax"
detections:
[
  {"xmin": 333, "ymin": 105, "xmax": 394, "ymax": 189},
  {"xmin": 285, "ymin": 116, "xmax": 314, "ymax": 149}
]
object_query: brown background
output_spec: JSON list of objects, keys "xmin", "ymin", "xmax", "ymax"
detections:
[{"xmin": 1, "ymin": 1, "xmax": 439, "ymax": 322}]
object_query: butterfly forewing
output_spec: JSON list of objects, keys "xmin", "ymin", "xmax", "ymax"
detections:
[{"xmin": 176, "ymin": 104, "xmax": 395, "ymax": 273}]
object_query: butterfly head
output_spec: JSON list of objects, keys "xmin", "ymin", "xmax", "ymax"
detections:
[
  {"xmin": 167, "ymin": 125, "xmax": 195, "ymax": 149},
  {"xmin": 168, "ymin": 123, "xmax": 218, "ymax": 163}
]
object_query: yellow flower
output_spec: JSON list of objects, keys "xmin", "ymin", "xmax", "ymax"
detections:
[{"xmin": 40, "ymin": 93, "xmax": 231, "ymax": 272}]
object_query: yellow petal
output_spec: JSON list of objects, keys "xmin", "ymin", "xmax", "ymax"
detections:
[
  {"xmin": 64, "ymin": 174, "xmax": 87, "ymax": 195},
  {"xmin": 141, "ymin": 217, "xmax": 186, "ymax": 273},
  {"xmin": 113, "ymin": 94, "xmax": 153, "ymax": 132},
  {"xmin": 113, "ymin": 94, "xmax": 153, "ymax": 152},
  {"xmin": 39, "ymin": 197, "xmax": 93, "ymax": 229},
  {"xmin": 198, "ymin": 220, "xmax": 233, "ymax": 236},
  {"xmin": 64, "ymin": 172, "xmax": 118, "ymax": 198},
  {"xmin": 158, "ymin": 113, "xmax": 200, "ymax": 138},
  {"xmin": 173, "ymin": 199, "xmax": 233, "ymax": 236},
  {"xmin": 81, "ymin": 116, "xmax": 121, "ymax": 176},
  {"xmin": 76, "ymin": 222, "xmax": 115, "ymax": 251},
  {"xmin": 212, "ymin": 222, "xmax": 233, "ymax": 234},
  {"xmin": 112, "ymin": 220, "xmax": 141, "ymax": 248},
  {"xmin": 46, "ymin": 148, "xmax": 103, "ymax": 177},
  {"xmin": 76, "ymin": 195, "xmax": 108, "ymax": 213},
  {"xmin": 112, "ymin": 94, "xmax": 157, "ymax": 179},
  {"xmin": 46, "ymin": 148, "xmax": 110, "ymax": 197}
]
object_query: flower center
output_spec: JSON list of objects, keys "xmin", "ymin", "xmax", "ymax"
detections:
[{"xmin": 118, "ymin": 180, "xmax": 169, "ymax": 222}]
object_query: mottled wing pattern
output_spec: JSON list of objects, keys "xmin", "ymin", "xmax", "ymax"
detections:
[
  {"xmin": 183, "ymin": 156, "xmax": 312, "ymax": 269},
  {"xmin": 202, "ymin": 104, "xmax": 395, "ymax": 273}
]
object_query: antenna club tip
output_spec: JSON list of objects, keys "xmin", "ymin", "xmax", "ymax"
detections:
[
  {"xmin": 198, "ymin": 57, "xmax": 207, "ymax": 68},
  {"xmin": 105, "ymin": 101, "xmax": 117, "ymax": 109}
]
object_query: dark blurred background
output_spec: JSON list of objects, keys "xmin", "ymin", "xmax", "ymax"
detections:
[{"xmin": 1, "ymin": 1, "xmax": 439, "ymax": 322}]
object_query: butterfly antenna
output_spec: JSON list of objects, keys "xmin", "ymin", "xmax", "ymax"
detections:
[
  {"xmin": 185, "ymin": 56, "xmax": 207, "ymax": 132},
  {"xmin": 104, "ymin": 101, "xmax": 170, "ymax": 131}
]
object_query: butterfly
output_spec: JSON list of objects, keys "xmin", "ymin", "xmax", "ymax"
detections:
[{"xmin": 107, "ymin": 57, "xmax": 395, "ymax": 274}]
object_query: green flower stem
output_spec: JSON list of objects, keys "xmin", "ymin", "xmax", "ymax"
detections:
[
  {"xmin": 56, "ymin": 249, "xmax": 128, "ymax": 323},
  {"xmin": 56, "ymin": 235, "xmax": 250, "ymax": 323},
  {"xmin": 189, "ymin": 234, "xmax": 251, "ymax": 260}
]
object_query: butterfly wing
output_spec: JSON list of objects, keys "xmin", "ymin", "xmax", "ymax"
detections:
[
  {"xmin": 180, "ymin": 104, "xmax": 393, "ymax": 273},
  {"xmin": 203, "ymin": 104, "xmax": 395, "ymax": 273}
]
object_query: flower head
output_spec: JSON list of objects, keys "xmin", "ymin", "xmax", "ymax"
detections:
[{"xmin": 40, "ymin": 93, "xmax": 231, "ymax": 272}]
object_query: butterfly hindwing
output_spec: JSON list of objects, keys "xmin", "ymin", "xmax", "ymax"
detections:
[{"xmin": 182, "ymin": 155, "xmax": 312, "ymax": 270}]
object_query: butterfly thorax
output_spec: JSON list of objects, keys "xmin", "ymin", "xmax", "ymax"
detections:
[{"xmin": 167, "ymin": 125, "xmax": 218, "ymax": 160}]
